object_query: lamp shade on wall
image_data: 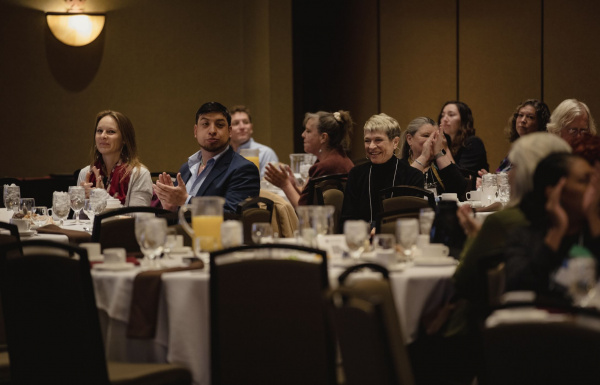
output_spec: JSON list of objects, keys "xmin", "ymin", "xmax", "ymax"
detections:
[{"xmin": 46, "ymin": 13, "xmax": 105, "ymax": 47}]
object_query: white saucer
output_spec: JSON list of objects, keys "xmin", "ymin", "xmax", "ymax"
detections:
[
  {"xmin": 413, "ymin": 257, "xmax": 457, "ymax": 266},
  {"xmin": 92, "ymin": 262, "xmax": 136, "ymax": 271},
  {"xmin": 18, "ymin": 230, "xmax": 36, "ymax": 237}
]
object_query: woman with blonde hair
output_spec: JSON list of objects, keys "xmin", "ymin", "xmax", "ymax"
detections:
[
  {"xmin": 547, "ymin": 98, "xmax": 597, "ymax": 141},
  {"xmin": 78, "ymin": 110, "xmax": 153, "ymax": 206}
]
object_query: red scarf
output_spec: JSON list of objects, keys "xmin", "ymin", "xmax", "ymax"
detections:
[{"xmin": 89, "ymin": 160, "xmax": 131, "ymax": 205}]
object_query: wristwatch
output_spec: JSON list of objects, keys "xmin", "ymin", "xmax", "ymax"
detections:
[{"xmin": 434, "ymin": 149, "xmax": 446, "ymax": 160}]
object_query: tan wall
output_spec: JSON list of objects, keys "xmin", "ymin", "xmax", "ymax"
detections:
[
  {"xmin": 0, "ymin": 0, "xmax": 293, "ymax": 177},
  {"xmin": 2, "ymin": 0, "xmax": 600, "ymax": 178}
]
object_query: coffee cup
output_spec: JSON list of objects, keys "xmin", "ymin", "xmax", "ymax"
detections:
[
  {"xmin": 422, "ymin": 243, "xmax": 450, "ymax": 258},
  {"xmin": 80, "ymin": 243, "xmax": 102, "ymax": 260},
  {"xmin": 466, "ymin": 190, "xmax": 482, "ymax": 201},
  {"xmin": 10, "ymin": 218, "xmax": 30, "ymax": 232},
  {"xmin": 375, "ymin": 249, "xmax": 397, "ymax": 267},
  {"xmin": 439, "ymin": 193, "xmax": 458, "ymax": 202},
  {"xmin": 416, "ymin": 234, "xmax": 430, "ymax": 251},
  {"xmin": 103, "ymin": 248, "xmax": 126, "ymax": 264}
]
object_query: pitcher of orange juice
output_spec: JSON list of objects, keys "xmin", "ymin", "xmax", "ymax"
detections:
[
  {"xmin": 179, "ymin": 196, "xmax": 225, "ymax": 259},
  {"xmin": 240, "ymin": 148, "xmax": 260, "ymax": 170}
]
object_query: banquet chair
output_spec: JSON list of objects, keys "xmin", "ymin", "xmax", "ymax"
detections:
[
  {"xmin": 328, "ymin": 263, "xmax": 415, "ymax": 385},
  {"xmin": 0, "ymin": 239, "xmax": 192, "ymax": 385},
  {"xmin": 92, "ymin": 206, "xmax": 171, "ymax": 254},
  {"xmin": 210, "ymin": 244, "xmax": 336, "ymax": 385},
  {"xmin": 313, "ymin": 174, "xmax": 348, "ymax": 234},
  {"xmin": 482, "ymin": 313, "xmax": 600, "ymax": 385},
  {"xmin": 376, "ymin": 186, "xmax": 435, "ymax": 234},
  {"xmin": 236, "ymin": 196, "xmax": 274, "ymax": 244}
]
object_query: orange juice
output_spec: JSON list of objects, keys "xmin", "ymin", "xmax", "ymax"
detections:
[
  {"xmin": 246, "ymin": 156, "xmax": 260, "ymax": 170},
  {"xmin": 192, "ymin": 215, "xmax": 223, "ymax": 251}
]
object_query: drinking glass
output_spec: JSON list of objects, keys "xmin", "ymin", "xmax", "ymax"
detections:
[
  {"xmin": 140, "ymin": 218, "xmax": 167, "ymax": 269},
  {"xmin": 419, "ymin": 207, "xmax": 435, "ymax": 237},
  {"xmin": 496, "ymin": 172, "xmax": 510, "ymax": 205},
  {"xmin": 31, "ymin": 206, "xmax": 49, "ymax": 228},
  {"xmin": 135, "ymin": 213, "xmax": 155, "ymax": 261},
  {"xmin": 221, "ymin": 220, "xmax": 243, "ymax": 248},
  {"xmin": 343, "ymin": 220, "xmax": 369, "ymax": 259},
  {"xmin": 20, "ymin": 198, "xmax": 35, "ymax": 216},
  {"xmin": 90, "ymin": 189, "xmax": 108, "ymax": 217},
  {"xmin": 251, "ymin": 222, "xmax": 273, "ymax": 245},
  {"xmin": 68, "ymin": 186, "xmax": 85, "ymax": 224},
  {"xmin": 83, "ymin": 199, "xmax": 95, "ymax": 223},
  {"xmin": 396, "ymin": 218, "xmax": 419, "ymax": 261},
  {"xmin": 240, "ymin": 148, "xmax": 260, "ymax": 170},
  {"xmin": 164, "ymin": 227, "xmax": 179, "ymax": 259},
  {"xmin": 481, "ymin": 173, "xmax": 498, "ymax": 206},
  {"xmin": 179, "ymin": 196, "xmax": 225, "ymax": 262},
  {"xmin": 52, "ymin": 191, "xmax": 70, "ymax": 226},
  {"xmin": 3, "ymin": 185, "xmax": 20, "ymax": 211}
]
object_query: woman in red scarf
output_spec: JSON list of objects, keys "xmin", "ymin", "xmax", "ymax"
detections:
[{"xmin": 77, "ymin": 110, "xmax": 153, "ymax": 206}]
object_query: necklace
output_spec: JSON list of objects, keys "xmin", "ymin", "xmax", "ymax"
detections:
[{"xmin": 368, "ymin": 157, "xmax": 399, "ymax": 224}]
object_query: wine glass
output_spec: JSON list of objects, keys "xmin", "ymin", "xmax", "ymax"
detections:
[
  {"xmin": 396, "ymin": 218, "xmax": 419, "ymax": 261},
  {"xmin": 90, "ymin": 189, "xmax": 108, "ymax": 219},
  {"xmin": 251, "ymin": 222, "xmax": 273, "ymax": 245},
  {"xmin": 52, "ymin": 191, "xmax": 70, "ymax": 226},
  {"xmin": 31, "ymin": 206, "xmax": 49, "ymax": 228},
  {"xmin": 135, "ymin": 213, "xmax": 155, "ymax": 261},
  {"xmin": 83, "ymin": 199, "xmax": 95, "ymax": 223},
  {"xmin": 68, "ymin": 186, "xmax": 85, "ymax": 224},
  {"xmin": 343, "ymin": 220, "xmax": 369, "ymax": 259},
  {"xmin": 419, "ymin": 208, "xmax": 435, "ymax": 237},
  {"xmin": 221, "ymin": 220, "xmax": 243, "ymax": 248},
  {"xmin": 140, "ymin": 217, "xmax": 167, "ymax": 269}
]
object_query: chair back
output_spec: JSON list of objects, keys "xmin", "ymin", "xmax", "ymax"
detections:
[
  {"xmin": 210, "ymin": 244, "xmax": 335, "ymax": 385},
  {"xmin": 260, "ymin": 189, "xmax": 299, "ymax": 238},
  {"xmin": 377, "ymin": 186, "xmax": 435, "ymax": 234},
  {"xmin": 483, "ymin": 314, "xmax": 600, "ymax": 385},
  {"xmin": 328, "ymin": 263, "xmax": 415, "ymax": 385},
  {"xmin": 91, "ymin": 206, "xmax": 171, "ymax": 253},
  {"xmin": 0, "ymin": 240, "xmax": 110, "ymax": 384},
  {"xmin": 312, "ymin": 173, "xmax": 348, "ymax": 204},
  {"xmin": 236, "ymin": 196, "xmax": 274, "ymax": 244}
]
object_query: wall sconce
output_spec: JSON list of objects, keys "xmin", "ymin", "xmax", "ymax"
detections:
[{"xmin": 46, "ymin": 0, "xmax": 105, "ymax": 47}]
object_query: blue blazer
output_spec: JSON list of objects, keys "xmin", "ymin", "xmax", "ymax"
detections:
[{"xmin": 179, "ymin": 146, "xmax": 260, "ymax": 213}]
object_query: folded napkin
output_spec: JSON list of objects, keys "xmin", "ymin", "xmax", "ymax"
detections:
[
  {"xmin": 127, "ymin": 261, "xmax": 204, "ymax": 339},
  {"xmin": 89, "ymin": 256, "xmax": 140, "ymax": 267},
  {"xmin": 36, "ymin": 224, "xmax": 92, "ymax": 244}
]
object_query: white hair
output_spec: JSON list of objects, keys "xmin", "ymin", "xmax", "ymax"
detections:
[
  {"xmin": 547, "ymin": 99, "xmax": 597, "ymax": 135},
  {"xmin": 507, "ymin": 132, "xmax": 571, "ymax": 205}
]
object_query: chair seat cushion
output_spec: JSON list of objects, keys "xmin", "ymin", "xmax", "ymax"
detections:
[{"xmin": 107, "ymin": 361, "xmax": 191, "ymax": 385}]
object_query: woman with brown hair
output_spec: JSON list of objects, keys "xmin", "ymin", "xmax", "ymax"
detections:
[{"xmin": 77, "ymin": 110, "xmax": 153, "ymax": 206}]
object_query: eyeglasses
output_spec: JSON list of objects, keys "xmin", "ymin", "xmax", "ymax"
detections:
[{"xmin": 566, "ymin": 127, "xmax": 590, "ymax": 136}]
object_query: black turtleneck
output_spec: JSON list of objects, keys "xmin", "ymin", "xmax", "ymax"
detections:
[{"xmin": 341, "ymin": 156, "xmax": 424, "ymax": 228}]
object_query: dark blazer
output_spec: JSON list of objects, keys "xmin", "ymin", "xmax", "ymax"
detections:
[{"xmin": 179, "ymin": 146, "xmax": 260, "ymax": 213}]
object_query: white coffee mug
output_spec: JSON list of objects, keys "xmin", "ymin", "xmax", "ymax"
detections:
[
  {"xmin": 0, "ymin": 208, "xmax": 12, "ymax": 223},
  {"xmin": 10, "ymin": 218, "xmax": 30, "ymax": 232},
  {"xmin": 466, "ymin": 190, "xmax": 482, "ymax": 201},
  {"xmin": 103, "ymin": 248, "xmax": 126, "ymax": 264},
  {"xmin": 440, "ymin": 193, "xmax": 458, "ymax": 201},
  {"xmin": 423, "ymin": 243, "xmax": 450, "ymax": 258},
  {"xmin": 375, "ymin": 249, "xmax": 397, "ymax": 267}
]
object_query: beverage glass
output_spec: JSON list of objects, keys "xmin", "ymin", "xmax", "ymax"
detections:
[
  {"xmin": 251, "ymin": 222, "xmax": 273, "ymax": 245},
  {"xmin": 179, "ymin": 196, "xmax": 225, "ymax": 261},
  {"xmin": 52, "ymin": 191, "xmax": 70, "ymax": 226},
  {"xmin": 373, "ymin": 233, "xmax": 397, "ymax": 267},
  {"xmin": 419, "ymin": 208, "xmax": 435, "ymax": 237},
  {"xmin": 135, "ymin": 213, "xmax": 155, "ymax": 260},
  {"xmin": 396, "ymin": 218, "xmax": 419, "ymax": 261},
  {"xmin": 496, "ymin": 172, "xmax": 510, "ymax": 205},
  {"xmin": 164, "ymin": 227, "xmax": 179, "ymax": 259},
  {"xmin": 90, "ymin": 189, "xmax": 108, "ymax": 216},
  {"xmin": 240, "ymin": 148, "xmax": 260, "ymax": 170},
  {"xmin": 297, "ymin": 205, "xmax": 335, "ymax": 247},
  {"xmin": 3, "ymin": 185, "xmax": 20, "ymax": 211},
  {"xmin": 481, "ymin": 173, "xmax": 498, "ymax": 206},
  {"xmin": 68, "ymin": 186, "xmax": 85, "ymax": 224},
  {"xmin": 343, "ymin": 220, "xmax": 369, "ymax": 259},
  {"xmin": 221, "ymin": 220, "xmax": 243, "ymax": 248},
  {"xmin": 20, "ymin": 198, "xmax": 35, "ymax": 216},
  {"xmin": 31, "ymin": 206, "xmax": 49, "ymax": 228},
  {"xmin": 140, "ymin": 217, "xmax": 167, "ymax": 269}
]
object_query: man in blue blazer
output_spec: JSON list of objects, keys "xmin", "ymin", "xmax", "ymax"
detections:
[{"xmin": 153, "ymin": 102, "xmax": 260, "ymax": 213}]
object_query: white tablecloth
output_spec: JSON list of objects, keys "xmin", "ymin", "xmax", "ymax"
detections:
[{"xmin": 91, "ymin": 255, "xmax": 455, "ymax": 385}]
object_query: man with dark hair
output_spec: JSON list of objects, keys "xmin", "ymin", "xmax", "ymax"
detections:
[
  {"xmin": 154, "ymin": 102, "xmax": 260, "ymax": 213},
  {"xmin": 229, "ymin": 105, "xmax": 278, "ymax": 177}
]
